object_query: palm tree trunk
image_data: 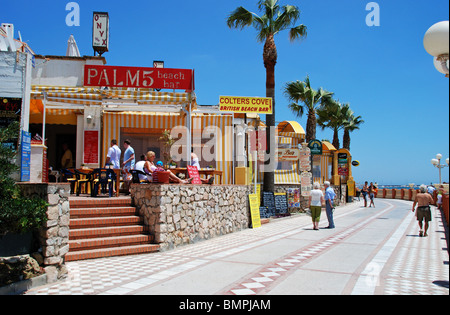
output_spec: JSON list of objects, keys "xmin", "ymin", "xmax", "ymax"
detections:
[
  {"xmin": 306, "ymin": 110, "xmax": 316, "ymax": 143},
  {"xmin": 263, "ymin": 34, "xmax": 277, "ymax": 193},
  {"xmin": 332, "ymin": 128, "xmax": 340, "ymax": 149},
  {"xmin": 343, "ymin": 129, "xmax": 350, "ymax": 150}
]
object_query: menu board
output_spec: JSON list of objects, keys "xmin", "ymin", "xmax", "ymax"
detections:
[
  {"xmin": 262, "ymin": 191, "xmax": 276, "ymax": 217},
  {"xmin": 83, "ymin": 130, "xmax": 99, "ymax": 164},
  {"xmin": 259, "ymin": 206, "xmax": 270, "ymax": 219},
  {"xmin": 274, "ymin": 193, "xmax": 288, "ymax": 215},
  {"xmin": 248, "ymin": 194, "xmax": 262, "ymax": 229},
  {"xmin": 187, "ymin": 165, "xmax": 202, "ymax": 184}
]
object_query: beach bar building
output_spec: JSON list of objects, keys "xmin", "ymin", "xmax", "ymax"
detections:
[{"xmin": 28, "ymin": 55, "xmax": 235, "ymax": 185}]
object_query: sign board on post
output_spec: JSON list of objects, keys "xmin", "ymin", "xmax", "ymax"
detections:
[
  {"xmin": 308, "ymin": 139, "xmax": 323, "ymax": 155},
  {"xmin": 93, "ymin": 12, "xmax": 109, "ymax": 55},
  {"xmin": 20, "ymin": 131, "xmax": 31, "ymax": 182},
  {"xmin": 338, "ymin": 152, "xmax": 349, "ymax": 176},
  {"xmin": 84, "ymin": 65, "xmax": 195, "ymax": 91},
  {"xmin": 277, "ymin": 148, "xmax": 300, "ymax": 161},
  {"xmin": 219, "ymin": 96, "xmax": 272, "ymax": 114}
]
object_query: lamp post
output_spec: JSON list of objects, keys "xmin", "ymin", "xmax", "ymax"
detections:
[
  {"xmin": 431, "ymin": 153, "xmax": 449, "ymax": 184},
  {"xmin": 423, "ymin": 21, "xmax": 449, "ymax": 77}
]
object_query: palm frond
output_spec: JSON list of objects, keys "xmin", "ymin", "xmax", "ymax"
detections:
[
  {"xmin": 289, "ymin": 24, "xmax": 307, "ymax": 42},
  {"xmin": 275, "ymin": 5, "xmax": 300, "ymax": 31},
  {"xmin": 227, "ymin": 7, "xmax": 257, "ymax": 30},
  {"xmin": 258, "ymin": 0, "xmax": 280, "ymax": 19},
  {"xmin": 288, "ymin": 102, "xmax": 305, "ymax": 118}
]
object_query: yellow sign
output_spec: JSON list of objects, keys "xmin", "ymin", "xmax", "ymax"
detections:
[
  {"xmin": 219, "ymin": 96, "xmax": 272, "ymax": 114},
  {"xmin": 347, "ymin": 180, "xmax": 355, "ymax": 197},
  {"xmin": 249, "ymin": 194, "xmax": 262, "ymax": 229}
]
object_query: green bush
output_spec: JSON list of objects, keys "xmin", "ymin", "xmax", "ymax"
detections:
[{"xmin": 0, "ymin": 122, "xmax": 48, "ymax": 236}]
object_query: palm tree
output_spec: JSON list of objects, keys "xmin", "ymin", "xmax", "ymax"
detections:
[
  {"xmin": 316, "ymin": 100, "xmax": 348, "ymax": 149},
  {"xmin": 227, "ymin": 0, "xmax": 307, "ymax": 193},
  {"xmin": 343, "ymin": 110, "xmax": 364, "ymax": 151},
  {"xmin": 284, "ymin": 76, "xmax": 334, "ymax": 143}
]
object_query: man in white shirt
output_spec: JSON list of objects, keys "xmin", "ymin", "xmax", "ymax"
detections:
[{"xmin": 106, "ymin": 139, "xmax": 121, "ymax": 169}]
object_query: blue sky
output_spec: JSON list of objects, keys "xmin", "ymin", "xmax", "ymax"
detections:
[{"xmin": 2, "ymin": 0, "xmax": 449, "ymax": 185}]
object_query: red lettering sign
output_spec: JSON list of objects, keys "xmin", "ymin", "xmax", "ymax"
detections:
[
  {"xmin": 187, "ymin": 166, "xmax": 202, "ymax": 184},
  {"xmin": 83, "ymin": 130, "xmax": 99, "ymax": 164},
  {"xmin": 84, "ymin": 65, "xmax": 195, "ymax": 91}
]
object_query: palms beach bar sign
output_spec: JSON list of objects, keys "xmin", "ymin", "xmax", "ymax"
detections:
[{"xmin": 84, "ymin": 65, "xmax": 195, "ymax": 91}]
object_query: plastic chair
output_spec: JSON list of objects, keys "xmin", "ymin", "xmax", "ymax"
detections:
[
  {"xmin": 130, "ymin": 169, "xmax": 149, "ymax": 184},
  {"xmin": 91, "ymin": 168, "xmax": 116, "ymax": 197},
  {"xmin": 60, "ymin": 169, "xmax": 77, "ymax": 194},
  {"xmin": 74, "ymin": 170, "xmax": 93, "ymax": 196}
]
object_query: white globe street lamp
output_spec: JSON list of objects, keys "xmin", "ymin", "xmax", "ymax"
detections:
[
  {"xmin": 431, "ymin": 153, "xmax": 449, "ymax": 184},
  {"xmin": 423, "ymin": 21, "xmax": 449, "ymax": 77}
]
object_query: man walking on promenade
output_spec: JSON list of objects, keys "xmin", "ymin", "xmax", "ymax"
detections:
[
  {"xmin": 324, "ymin": 181, "xmax": 336, "ymax": 229},
  {"xmin": 412, "ymin": 184, "xmax": 434, "ymax": 237}
]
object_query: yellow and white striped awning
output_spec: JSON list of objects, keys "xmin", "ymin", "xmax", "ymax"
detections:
[
  {"xmin": 277, "ymin": 121, "xmax": 305, "ymax": 140},
  {"xmin": 31, "ymin": 86, "xmax": 190, "ymax": 106},
  {"xmin": 275, "ymin": 163, "xmax": 301, "ymax": 185}
]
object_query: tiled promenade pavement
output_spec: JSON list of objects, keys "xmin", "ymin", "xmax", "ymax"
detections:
[{"xmin": 25, "ymin": 199, "xmax": 449, "ymax": 295}]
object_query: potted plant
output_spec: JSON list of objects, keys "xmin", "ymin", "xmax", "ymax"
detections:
[{"xmin": 158, "ymin": 129, "xmax": 175, "ymax": 167}]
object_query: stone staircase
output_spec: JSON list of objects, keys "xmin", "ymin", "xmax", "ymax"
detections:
[{"xmin": 65, "ymin": 197, "xmax": 159, "ymax": 262}]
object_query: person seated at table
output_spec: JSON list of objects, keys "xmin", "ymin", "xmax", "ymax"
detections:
[
  {"xmin": 134, "ymin": 155, "xmax": 151, "ymax": 182},
  {"xmin": 153, "ymin": 161, "xmax": 189, "ymax": 184}
]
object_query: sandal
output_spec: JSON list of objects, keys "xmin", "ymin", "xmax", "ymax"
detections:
[{"xmin": 419, "ymin": 230, "xmax": 423, "ymax": 237}]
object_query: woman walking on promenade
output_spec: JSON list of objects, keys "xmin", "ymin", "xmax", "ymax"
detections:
[
  {"xmin": 368, "ymin": 182, "xmax": 376, "ymax": 207},
  {"xmin": 412, "ymin": 184, "xmax": 434, "ymax": 237},
  {"xmin": 362, "ymin": 181, "xmax": 369, "ymax": 207},
  {"xmin": 309, "ymin": 182, "xmax": 325, "ymax": 230}
]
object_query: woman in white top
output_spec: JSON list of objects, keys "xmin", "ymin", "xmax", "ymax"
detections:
[
  {"xmin": 142, "ymin": 151, "xmax": 157, "ymax": 181},
  {"xmin": 309, "ymin": 182, "xmax": 325, "ymax": 230}
]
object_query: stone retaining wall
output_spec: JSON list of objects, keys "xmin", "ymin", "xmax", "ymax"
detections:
[
  {"xmin": 131, "ymin": 184, "xmax": 251, "ymax": 251},
  {"xmin": 17, "ymin": 183, "xmax": 70, "ymax": 283}
]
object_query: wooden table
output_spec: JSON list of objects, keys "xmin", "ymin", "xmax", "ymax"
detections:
[{"xmin": 168, "ymin": 168, "xmax": 223, "ymax": 185}]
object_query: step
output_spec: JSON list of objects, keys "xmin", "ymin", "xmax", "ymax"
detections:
[
  {"xmin": 69, "ymin": 197, "xmax": 133, "ymax": 209},
  {"xmin": 69, "ymin": 225, "xmax": 148, "ymax": 240},
  {"xmin": 69, "ymin": 234, "xmax": 154, "ymax": 251},
  {"xmin": 69, "ymin": 216, "xmax": 143, "ymax": 229},
  {"xmin": 71, "ymin": 207, "xmax": 138, "ymax": 219},
  {"xmin": 65, "ymin": 244, "xmax": 160, "ymax": 262}
]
